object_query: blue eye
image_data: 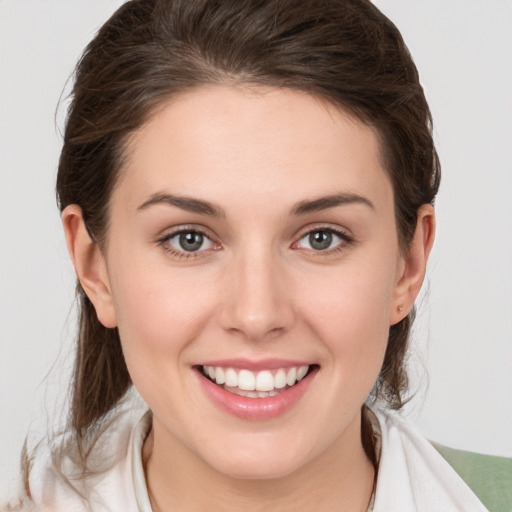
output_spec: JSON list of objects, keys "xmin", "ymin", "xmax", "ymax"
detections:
[{"xmin": 297, "ymin": 229, "xmax": 347, "ymax": 251}]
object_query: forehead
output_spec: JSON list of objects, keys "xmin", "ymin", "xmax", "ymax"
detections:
[{"xmin": 116, "ymin": 85, "xmax": 392, "ymax": 214}]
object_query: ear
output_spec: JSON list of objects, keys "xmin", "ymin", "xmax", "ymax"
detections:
[
  {"xmin": 390, "ymin": 204, "xmax": 436, "ymax": 325},
  {"xmin": 62, "ymin": 205, "xmax": 117, "ymax": 328}
]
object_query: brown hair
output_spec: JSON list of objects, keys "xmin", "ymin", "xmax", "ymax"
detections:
[{"xmin": 56, "ymin": 0, "xmax": 439, "ymax": 464}]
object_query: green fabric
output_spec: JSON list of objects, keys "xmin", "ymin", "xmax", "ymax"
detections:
[{"xmin": 432, "ymin": 442, "xmax": 512, "ymax": 512}]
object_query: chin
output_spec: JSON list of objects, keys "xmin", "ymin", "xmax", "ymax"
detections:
[
  {"xmin": 211, "ymin": 455, "xmax": 303, "ymax": 481},
  {"xmin": 198, "ymin": 435, "xmax": 312, "ymax": 481}
]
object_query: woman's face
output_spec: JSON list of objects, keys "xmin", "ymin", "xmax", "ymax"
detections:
[{"xmin": 100, "ymin": 85, "xmax": 408, "ymax": 478}]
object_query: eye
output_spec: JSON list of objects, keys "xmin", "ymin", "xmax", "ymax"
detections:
[
  {"xmin": 295, "ymin": 228, "xmax": 349, "ymax": 251},
  {"xmin": 163, "ymin": 229, "xmax": 218, "ymax": 254}
]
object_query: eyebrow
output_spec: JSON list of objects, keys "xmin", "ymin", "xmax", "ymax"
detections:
[
  {"xmin": 137, "ymin": 193, "xmax": 225, "ymax": 217},
  {"xmin": 137, "ymin": 191, "xmax": 374, "ymax": 217},
  {"xmin": 290, "ymin": 193, "xmax": 375, "ymax": 216}
]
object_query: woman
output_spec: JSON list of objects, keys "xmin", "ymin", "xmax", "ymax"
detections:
[{"xmin": 4, "ymin": 0, "xmax": 510, "ymax": 511}]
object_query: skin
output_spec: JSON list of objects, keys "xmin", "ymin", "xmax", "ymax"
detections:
[{"xmin": 63, "ymin": 85, "xmax": 435, "ymax": 511}]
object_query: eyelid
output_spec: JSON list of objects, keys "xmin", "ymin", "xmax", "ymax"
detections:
[
  {"xmin": 291, "ymin": 224, "xmax": 354, "ymax": 252},
  {"xmin": 292, "ymin": 223, "xmax": 353, "ymax": 242},
  {"xmin": 156, "ymin": 224, "xmax": 222, "ymax": 258},
  {"xmin": 158, "ymin": 223, "xmax": 217, "ymax": 241}
]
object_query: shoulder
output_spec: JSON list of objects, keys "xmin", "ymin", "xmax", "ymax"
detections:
[
  {"xmin": 432, "ymin": 442, "xmax": 512, "ymax": 512},
  {"xmin": 370, "ymin": 407, "xmax": 502, "ymax": 511},
  {"xmin": 15, "ymin": 399, "xmax": 148, "ymax": 512}
]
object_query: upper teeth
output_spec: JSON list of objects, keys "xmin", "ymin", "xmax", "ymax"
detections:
[{"xmin": 202, "ymin": 365, "xmax": 309, "ymax": 392}]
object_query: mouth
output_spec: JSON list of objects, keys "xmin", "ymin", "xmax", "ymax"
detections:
[
  {"xmin": 198, "ymin": 364, "xmax": 317, "ymax": 398},
  {"xmin": 194, "ymin": 362, "xmax": 319, "ymax": 419}
]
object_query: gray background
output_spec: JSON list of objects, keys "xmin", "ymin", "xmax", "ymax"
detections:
[{"xmin": 1, "ymin": 0, "xmax": 511, "ymax": 498}]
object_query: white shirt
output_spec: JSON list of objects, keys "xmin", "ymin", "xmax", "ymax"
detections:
[{"xmin": 13, "ymin": 405, "xmax": 488, "ymax": 511}]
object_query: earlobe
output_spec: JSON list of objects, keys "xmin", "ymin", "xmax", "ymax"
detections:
[
  {"xmin": 390, "ymin": 204, "xmax": 436, "ymax": 325},
  {"xmin": 61, "ymin": 205, "xmax": 117, "ymax": 328}
]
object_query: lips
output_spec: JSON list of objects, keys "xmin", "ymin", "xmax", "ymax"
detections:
[{"xmin": 195, "ymin": 361, "xmax": 318, "ymax": 419}]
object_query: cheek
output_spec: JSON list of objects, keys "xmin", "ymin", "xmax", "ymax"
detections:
[
  {"xmin": 108, "ymin": 264, "xmax": 223, "ymax": 419},
  {"xmin": 108, "ymin": 260, "xmax": 217, "ymax": 375},
  {"xmin": 299, "ymin": 259, "xmax": 396, "ymax": 372}
]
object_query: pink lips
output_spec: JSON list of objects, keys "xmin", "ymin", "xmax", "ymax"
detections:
[
  {"xmin": 197, "ymin": 358, "xmax": 312, "ymax": 371},
  {"xmin": 195, "ymin": 361, "xmax": 318, "ymax": 420}
]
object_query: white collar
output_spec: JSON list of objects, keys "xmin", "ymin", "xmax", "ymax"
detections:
[
  {"xmin": 372, "ymin": 408, "xmax": 487, "ymax": 511},
  {"xmin": 130, "ymin": 408, "xmax": 488, "ymax": 512},
  {"xmin": 132, "ymin": 410, "xmax": 153, "ymax": 512}
]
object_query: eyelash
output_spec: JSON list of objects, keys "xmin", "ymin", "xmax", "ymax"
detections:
[
  {"xmin": 157, "ymin": 227, "xmax": 219, "ymax": 260},
  {"xmin": 293, "ymin": 226, "xmax": 354, "ymax": 256},
  {"xmin": 157, "ymin": 226, "xmax": 354, "ymax": 260}
]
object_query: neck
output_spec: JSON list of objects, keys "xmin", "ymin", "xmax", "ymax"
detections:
[{"xmin": 143, "ymin": 412, "xmax": 375, "ymax": 512}]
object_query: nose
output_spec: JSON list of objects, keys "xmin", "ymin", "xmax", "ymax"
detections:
[{"xmin": 219, "ymin": 247, "xmax": 295, "ymax": 342}]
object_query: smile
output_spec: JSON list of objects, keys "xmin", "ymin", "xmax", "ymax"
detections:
[
  {"xmin": 196, "ymin": 362, "xmax": 319, "ymax": 419},
  {"xmin": 201, "ymin": 365, "xmax": 310, "ymax": 398}
]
